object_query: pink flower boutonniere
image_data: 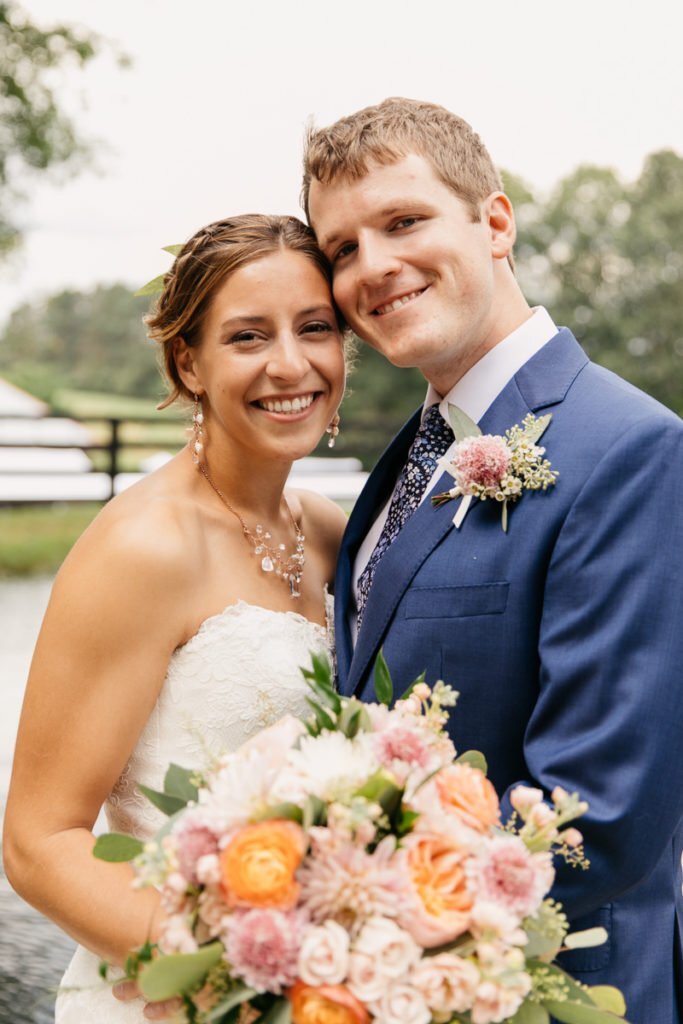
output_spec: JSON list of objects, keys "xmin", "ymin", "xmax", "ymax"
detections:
[{"xmin": 432, "ymin": 406, "xmax": 559, "ymax": 532}]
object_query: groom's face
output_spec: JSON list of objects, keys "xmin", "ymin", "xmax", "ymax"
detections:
[{"xmin": 309, "ymin": 153, "xmax": 505, "ymax": 394}]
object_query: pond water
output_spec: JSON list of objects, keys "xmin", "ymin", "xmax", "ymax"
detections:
[{"xmin": 0, "ymin": 577, "xmax": 76, "ymax": 1023}]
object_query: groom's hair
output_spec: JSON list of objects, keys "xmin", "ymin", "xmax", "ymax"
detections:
[{"xmin": 301, "ymin": 97, "xmax": 503, "ymax": 223}]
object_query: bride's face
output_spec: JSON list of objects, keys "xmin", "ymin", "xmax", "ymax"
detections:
[{"xmin": 179, "ymin": 250, "xmax": 345, "ymax": 464}]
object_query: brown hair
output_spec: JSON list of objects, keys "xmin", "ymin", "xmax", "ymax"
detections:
[
  {"xmin": 301, "ymin": 96, "xmax": 503, "ymax": 222},
  {"xmin": 146, "ymin": 214, "xmax": 344, "ymax": 408}
]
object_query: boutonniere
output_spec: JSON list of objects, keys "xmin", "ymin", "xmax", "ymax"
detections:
[{"xmin": 432, "ymin": 405, "xmax": 559, "ymax": 532}]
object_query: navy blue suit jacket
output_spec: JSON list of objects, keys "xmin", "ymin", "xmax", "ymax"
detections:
[{"xmin": 335, "ymin": 330, "xmax": 683, "ymax": 1023}]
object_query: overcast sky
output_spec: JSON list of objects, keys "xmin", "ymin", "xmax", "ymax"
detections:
[{"xmin": 1, "ymin": 0, "xmax": 682, "ymax": 326}]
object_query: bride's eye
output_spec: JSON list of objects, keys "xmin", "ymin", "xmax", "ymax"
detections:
[
  {"xmin": 229, "ymin": 330, "xmax": 261, "ymax": 344},
  {"xmin": 302, "ymin": 321, "xmax": 334, "ymax": 335}
]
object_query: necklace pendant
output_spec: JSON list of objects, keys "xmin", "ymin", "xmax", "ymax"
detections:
[
  {"xmin": 261, "ymin": 556, "xmax": 275, "ymax": 573},
  {"xmin": 289, "ymin": 577, "xmax": 301, "ymax": 598}
]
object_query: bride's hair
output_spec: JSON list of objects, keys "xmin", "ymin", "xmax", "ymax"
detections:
[{"xmin": 146, "ymin": 214, "xmax": 345, "ymax": 409}]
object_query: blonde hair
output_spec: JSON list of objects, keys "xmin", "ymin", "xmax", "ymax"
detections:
[
  {"xmin": 301, "ymin": 96, "xmax": 503, "ymax": 222},
  {"xmin": 146, "ymin": 214, "xmax": 344, "ymax": 408}
]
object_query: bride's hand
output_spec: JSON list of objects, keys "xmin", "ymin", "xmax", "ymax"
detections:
[{"xmin": 112, "ymin": 980, "xmax": 183, "ymax": 1020}]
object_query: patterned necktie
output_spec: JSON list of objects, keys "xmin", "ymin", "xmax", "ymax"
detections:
[{"xmin": 356, "ymin": 404, "xmax": 454, "ymax": 628}]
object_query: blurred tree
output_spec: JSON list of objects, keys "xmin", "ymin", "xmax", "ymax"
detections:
[
  {"xmin": 0, "ymin": 1, "xmax": 103, "ymax": 257},
  {"xmin": 0, "ymin": 284, "xmax": 162, "ymax": 400}
]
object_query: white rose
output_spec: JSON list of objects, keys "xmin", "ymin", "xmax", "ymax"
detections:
[
  {"xmin": 354, "ymin": 916, "xmax": 421, "ymax": 979},
  {"xmin": 370, "ymin": 981, "xmax": 431, "ymax": 1024},
  {"xmin": 347, "ymin": 950, "xmax": 390, "ymax": 1002},
  {"xmin": 411, "ymin": 953, "xmax": 479, "ymax": 1016},
  {"xmin": 298, "ymin": 921, "xmax": 349, "ymax": 986},
  {"xmin": 471, "ymin": 977, "xmax": 530, "ymax": 1024}
]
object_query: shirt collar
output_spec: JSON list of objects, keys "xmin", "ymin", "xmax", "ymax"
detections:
[{"xmin": 423, "ymin": 307, "xmax": 558, "ymax": 426}]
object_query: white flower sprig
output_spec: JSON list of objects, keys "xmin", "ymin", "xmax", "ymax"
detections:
[{"xmin": 432, "ymin": 406, "xmax": 559, "ymax": 531}]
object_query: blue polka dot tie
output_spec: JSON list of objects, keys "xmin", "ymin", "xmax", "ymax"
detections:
[{"xmin": 356, "ymin": 404, "xmax": 454, "ymax": 628}]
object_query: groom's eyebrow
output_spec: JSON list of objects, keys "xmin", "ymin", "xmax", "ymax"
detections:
[{"xmin": 319, "ymin": 202, "xmax": 424, "ymax": 251}]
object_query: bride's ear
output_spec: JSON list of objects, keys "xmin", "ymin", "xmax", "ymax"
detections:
[{"xmin": 173, "ymin": 336, "xmax": 203, "ymax": 396}]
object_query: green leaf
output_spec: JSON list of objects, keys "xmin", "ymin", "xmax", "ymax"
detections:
[
  {"xmin": 448, "ymin": 403, "xmax": 481, "ymax": 442},
  {"xmin": 523, "ymin": 412, "xmax": 553, "ymax": 445},
  {"xmin": 305, "ymin": 696, "xmax": 336, "ymax": 731},
  {"xmin": 396, "ymin": 807, "xmax": 420, "ymax": 836},
  {"xmin": 254, "ymin": 997, "xmax": 292, "ymax": 1024},
  {"xmin": 400, "ymin": 670, "xmax": 426, "ymax": 700},
  {"xmin": 374, "ymin": 648, "xmax": 393, "ymax": 705},
  {"xmin": 528, "ymin": 963, "xmax": 593, "ymax": 1006},
  {"xmin": 134, "ymin": 273, "xmax": 166, "ymax": 297},
  {"xmin": 454, "ymin": 749, "xmax": 488, "ymax": 775},
  {"xmin": 138, "ymin": 942, "xmax": 224, "ymax": 1000},
  {"xmin": 255, "ymin": 802, "xmax": 304, "ymax": 825},
  {"xmin": 164, "ymin": 763, "xmax": 199, "ymax": 803},
  {"xmin": 92, "ymin": 832, "xmax": 144, "ymax": 862},
  {"xmin": 302, "ymin": 669, "xmax": 342, "ymax": 714},
  {"xmin": 338, "ymin": 698, "xmax": 372, "ymax": 737},
  {"xmin": 206, "ymin": 983, "xmax": 258, "ymax": 1022},
  {"xmin": 162, "ymin": 243, "xmax": 183, "ymax": 255},
  {"xmin": 509, "ymin": 1000, "xmax": 551, "ymax": 1024},
  {"xmin": 585, "ymin": 987, "xmax": 626, "ymax": 1016},
  {"xmin": 303, "ymin": 794, "xmax": 327, "ymax": 830},
  {"xmin": 543, "ymin": 1000, "xmax": 627, "ymax": 1024},
  {"xmin": 137, "ymin": 783, "xmax": 188, "ymax": 816},
  {"xmin": 564, "ymin": 927, "xmax": 608, "ymax": 950}
]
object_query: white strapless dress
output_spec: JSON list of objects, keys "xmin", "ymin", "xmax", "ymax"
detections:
[{"xmin": 55, "ymin": 600, "xmax": 332, "ymax": 1022}]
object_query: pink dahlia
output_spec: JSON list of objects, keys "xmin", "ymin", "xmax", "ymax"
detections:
[
  {"xmin": 452, "ymin": 436, "xmax": 510, "ymax": 493},
  {"xmin": 224, "ymin": 907, "xmax": 305, "ymax": 993},
  {"xmin": 469, "ymin": 836, "xmax": 554, "ymax": 921},
  {"xmin": 375, "ymin": 727, "xmax": 431, "ymax": 769}
]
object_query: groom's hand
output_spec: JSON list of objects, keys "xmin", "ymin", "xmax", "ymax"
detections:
[{"xmin": 112, "ymin": 980, "xmax": 183, "ymax": 1020}]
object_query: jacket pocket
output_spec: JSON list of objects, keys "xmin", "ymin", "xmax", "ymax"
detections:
[
  {"xmin": 404, "ymin": 582, "xmax": 509, "ymax": 619},
  {"xmin": 556, "ymin": 904, "xmax": 613, "ymax": 973}
]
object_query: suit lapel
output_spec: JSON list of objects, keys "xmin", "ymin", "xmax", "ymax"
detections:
[{"xmin": 342, "ymin": 328, "xmax": 589, "ymax": 697}]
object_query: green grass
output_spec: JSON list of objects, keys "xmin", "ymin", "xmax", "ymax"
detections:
[{"xmin": 0, "ymin": 504, "xmax": 103, "ymax": 577}]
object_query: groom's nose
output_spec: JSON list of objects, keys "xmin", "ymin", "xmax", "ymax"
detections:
[{"xmin": 355, "ymin": 231, "xmax": 402, "ymax": 289}]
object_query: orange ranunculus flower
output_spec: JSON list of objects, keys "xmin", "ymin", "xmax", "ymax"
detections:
[
  {"xmin": 435, "ymin": 763, "xmax": 500, "ymax": 833},
  {"xmin": 399, "ymin": 832, "xmax": 474, "ymax": 947},
  {"xmin": 219, "ymin": 820, "xmax": 306, "ymax": 909},
  {"xmin": 289, "ymin": 980, "xmax": 370, "ymax": 1024}
]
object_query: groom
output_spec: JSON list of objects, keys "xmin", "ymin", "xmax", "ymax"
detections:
[{"xmin": 303, "ymin": 98, "xmax": 683, "ymax": 1022}]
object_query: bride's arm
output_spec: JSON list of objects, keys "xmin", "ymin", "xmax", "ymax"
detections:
[{"xmin": 2, "ymin": 504, "xmax": 192, "ymax": 966}]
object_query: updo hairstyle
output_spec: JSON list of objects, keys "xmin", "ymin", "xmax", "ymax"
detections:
[{"xmin": 146, "ymin": 214, "xmax": 345, "ymax": 409}]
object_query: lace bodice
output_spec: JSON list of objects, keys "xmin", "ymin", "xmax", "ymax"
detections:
[{"xmin": 56, "ymin": 600, "xmax": 333, "ymax": 1022}]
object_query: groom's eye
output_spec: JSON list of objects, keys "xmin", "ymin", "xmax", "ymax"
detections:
[
  {"xmin": 333, "ymin": 242, "xmax": 356, "ymax": 262},
  {"xmin": 392, "ymin": 216, "xmax": 420, "ymax": 230}
]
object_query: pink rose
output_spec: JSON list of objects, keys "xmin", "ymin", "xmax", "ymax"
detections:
[
  {"xmin": 298, "ymin": 921, "xmax": 350, "ymax": 987},
  {"xmin": 471, "ymin": 977, "xmax": 530, "ymax": 1024},
  {"xmin": 369, "ymin": 982, "xmax": 431, "ymax": 1024},
  {"xmin": 353, "ymin": 917, "xmax": 421, "ymax": 979},
  {"xmin": 410, "ymin": 953, "xmax": 479, "ymax": 1018}
]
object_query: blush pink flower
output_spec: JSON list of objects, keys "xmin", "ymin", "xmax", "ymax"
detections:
[
  {"xmin": 174, "ymin": 823, "xmax": 219, "ymax": 885},
  {"xmin": 452, "ymin": 436, "xmax": 510, "ymax": 494},
  {"xmin": 374, "ymin": 727, "xmax": 431, "ymax": 779},
  {"xmin": 224, "ymin": 907, "xmax": 305, "ymax": 993},
  {"xmin": 468, "ymin": 836, "xmax": 554, "ymax": 921}
]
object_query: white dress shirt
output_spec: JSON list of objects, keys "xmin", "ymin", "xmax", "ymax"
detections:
[{"xmin": 350, "ymin": 307, "xmax": 559, "ymax": 640}]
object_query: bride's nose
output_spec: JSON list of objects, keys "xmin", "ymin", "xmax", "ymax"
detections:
[{"xmin": 266, "ymin": 334, "xmax": 310, "ymax": 382}]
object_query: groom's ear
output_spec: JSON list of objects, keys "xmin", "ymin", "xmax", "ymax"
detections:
[{"xmin": 483, "ymin": 192, "xmax": 516, "ymax": 260}]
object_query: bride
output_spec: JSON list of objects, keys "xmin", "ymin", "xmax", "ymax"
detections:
[{"xmin": 3, "ymin": 214, "xmax": 348, "ymax": 1021}]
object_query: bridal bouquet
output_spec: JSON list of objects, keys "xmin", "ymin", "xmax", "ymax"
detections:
[{"xmin": 95, "ymin": 655, "xmax": 628, "ymax": 1024}]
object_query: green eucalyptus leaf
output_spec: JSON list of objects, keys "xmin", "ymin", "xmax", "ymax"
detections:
[
  {"xmin": 586, "ymin": 987, "xmax": 626, "ymax": 1015},
  {"xmin": 164, "ymin": 763, "xmax": 199, "ymax": 803},
  {"xmin": 162, "ymin": 243, "xmax": 183, "ymax": 255},
  {"xmin": 134, "ymin": 273, "xmax": 166, "ymax": 297},
  {"xmin": 564, "ymin": 927, "xmax": 608, "ymax": 950},
  {"xmin": 502, "ymin": 499, "xmax": 509, "ymax": 533},
  {"xmin": 509, "ymin": 1000, "xmax": 551, "ymax": 1024},
  {"xmin": 206, "ymin": 983, "xmax": 258, "ymax": 1022},
  {"xmin": 528, "ymin": 963, "xmax": 593, "ymax": 1006},
  {"xmin": 137, "ymin": 783, "xmax": 188, "ymax": 816},
  {"xmin": 543, "ymin": 1000, "xmax": 626, "ymax": 1024},
  {"xmin": 374, "ymin": 648, "xmax": 393, "ymax": 705},
  {"xmin": 92, "ymin": 832, "xmax": 144, "ymax": 862},
  {"xmin": 454, "ymin": 749, "xmax": 488, "ymax": 775},
  {"xmin": 138, "ymin": 942, "xmax": 224, "ymax": 1000},
  {"xmin": 448, "ymin": 403, "xmax": 481, "ymax": 442}
]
